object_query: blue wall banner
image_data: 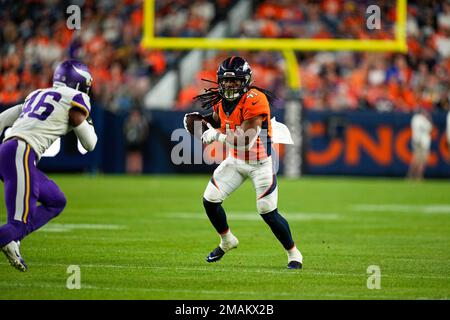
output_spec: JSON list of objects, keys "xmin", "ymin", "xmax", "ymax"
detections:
[{"xmin": 303, "ymin": 110, "xmax": 450, "ymax": 178}]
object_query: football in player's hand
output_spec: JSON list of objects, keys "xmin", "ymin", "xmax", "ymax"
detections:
[{"xmin": 184, "ymin": 112, "xmax": 209, "ymax": 139}]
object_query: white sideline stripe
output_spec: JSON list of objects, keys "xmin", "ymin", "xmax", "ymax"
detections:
[
  {"xmin": 0, "ymin": 281, "xmax": 401, "ymax": 299},
  {"xmin": 14, "ymin": 141, "xmax": 26, "ymax": 222},
  {"xmin": 30, "ymin": 262, "xmax": 302, "ymax": 275},
  {"xmin": 24, "ymin": 262, "xmax": 450, "ymax": 280},
  {"xmin": 40, "ymin": 223, "xmax": 125, "ymax": 233},
  {"xmin": 352, "ymin": 204, "xmax": 450, "ymax": 214},
  {"xmin": 1, "ymin": 281, "xmax": 446, "ymax": 299},
  {"xmin": 165, "ymin": 212, "xmax": 340, "ymax": 221}
]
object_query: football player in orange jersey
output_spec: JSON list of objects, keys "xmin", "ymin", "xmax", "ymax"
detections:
[{"xmin": 192, "ymin": 56, "xmax": 303, "ymax": 269}]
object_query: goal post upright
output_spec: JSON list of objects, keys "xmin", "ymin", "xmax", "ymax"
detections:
[
  {"xmin": 142, "ymin": 0, "xmax": 408, "ymax": 177},
  {"xmin": 142, "ymin": 0, "xmax": 407, "ymax": 52}
]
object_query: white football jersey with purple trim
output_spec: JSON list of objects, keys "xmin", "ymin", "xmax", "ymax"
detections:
[{"xmin": 4, "ymin": 85, "xmax": 91, "ymax": 159}]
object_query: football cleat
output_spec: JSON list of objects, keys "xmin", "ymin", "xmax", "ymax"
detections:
[
  {"xmin": 2, "ymin": 241, "xmax": 27, "ymax": 272},
  {"xmin": 287, "ymin": 261, "xmax": 302, "ymax": 269},
  {"xmin": 206, "ymin": 246, "xmax": 226, "ymax": 263},
  {"xmin": 287, "ymin": 246, "xmax": 303, "ymax": 270},
  {"xmin": 206, "ymin": 234, "xmax": 239, "ymax": 263}
]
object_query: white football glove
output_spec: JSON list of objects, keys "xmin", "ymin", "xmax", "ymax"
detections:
[
  {"xmin": 201, "ymin": 123, "xmax": 228, "ymax": 144},
  {"xmin": 201, "ymin": 123, "xmax": 220, "ymax": 144},
  {"xmin": 183, "ymin": 111, "xmax": 200, "ymax": 133}
]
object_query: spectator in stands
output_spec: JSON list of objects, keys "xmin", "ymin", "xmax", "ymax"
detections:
[
  {"xmin": 227, "ymin": 0, "xmax": 450, "ymax": 113},
  {"xmin": 407, "ymin": 109, "xmax": 433, "ymax": 180},
  {"xmin": 0, "ymin": 0, "xmax": 449, "ymax": 113},
  {"xmin": 0, "ymin": 0, "xmax": 238, "ymax": 112}
]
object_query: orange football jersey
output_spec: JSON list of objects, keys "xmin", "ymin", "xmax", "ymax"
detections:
[{"xmin": 213, "ymin": 88, "xmax": 272, "ymax": 161}]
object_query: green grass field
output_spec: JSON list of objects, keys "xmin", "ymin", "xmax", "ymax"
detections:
[{"xmin": 0, "ymin": 175, "xmax": 449, "ymax": 300}]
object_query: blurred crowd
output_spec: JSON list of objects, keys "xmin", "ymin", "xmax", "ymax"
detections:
[
  {"xmin": 178, "ymin": 0, "xmax": 450, "ymax": 113},
  {"xmin": 156, "ymin": 0, "xmax": 234, "ymax": 37},
  {"xmin": 242, "ymin": 0, "xmax": 396, "ymax": 39},
  {"xmin": 1, "ymin": 0, "xmax": 449, "ymax": 114},
  {"xmin": 1, "ymin": 0, "xmax": 143, "ymax": 111},
  {"xmin": 296, "ymin": 0, "xmax": 450, "ymax": 112},
  {"xmin": 0, "ymin": 0, "xmax": 233, "ymax": 112}
]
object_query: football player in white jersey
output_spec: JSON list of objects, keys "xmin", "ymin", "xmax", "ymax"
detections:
[
  {"xmin": 0, "ymin": 60, "xmax": 98, "ymax": 271},
  {"xmin": 407, "ymin": 109, "xmax": 433, "ymax": 180}
]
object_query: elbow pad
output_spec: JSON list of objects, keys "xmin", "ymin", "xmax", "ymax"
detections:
[{"xmin": 73, "ymin": 120, "xmax": 98, "ymax": 151}]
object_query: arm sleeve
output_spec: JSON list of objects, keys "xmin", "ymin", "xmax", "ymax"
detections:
[
  {"xmin": 73, "ymin": 120, "xmax": 97, "ymax": 152},
  {"xmin": 0, "ymin": 104, "xmax": 22, "ymax": 134}
]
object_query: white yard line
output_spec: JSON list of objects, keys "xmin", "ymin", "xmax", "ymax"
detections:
[
  {"xmin": 38, "ymin": 211, "xmax": 340, "ymax": 234},
  {"xmin": 352, "ymin": 204, "xmax": 450, "ymax": 214},
  {"xmin": 165, "ymin": 212, "xmax": 341, "ymax": 221},
  {"xmin": 19, "ymin": 262, "xmax": 450, "ymax": 280},
  {"xmin": 40, "ymin": 223, "xmax": 125, "ymax": 233},
  {"xmin": 0, "ymin": 281, "xmax": 428, "ymax": 299}
]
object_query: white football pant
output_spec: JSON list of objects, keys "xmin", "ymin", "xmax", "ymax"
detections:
[{"xmin": 203, "ymin": 156, "xmax": 277, "ymax": 214}]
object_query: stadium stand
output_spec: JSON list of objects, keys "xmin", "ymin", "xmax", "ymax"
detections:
[
  {"xmin": 176, "ymin": 0, "xmax": 449, "ymax": 113},
  {"xmin": 0, "ymin": 0, "xmax": 236, "ymax": 112},
  {"xmin": 0, "ymin": 0, "xmax": 449, "ymax": 113}
]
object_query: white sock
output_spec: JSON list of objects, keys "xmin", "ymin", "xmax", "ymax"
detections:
[
  {"xmin": 220, "ymin": 229, "xmax": 233, "ymax": 241},
  {"xmin": 287, "ymin": 246, "xmax": 303, "ymax": 262},
  {"xmin": 219, "ymin": 229, "xmax": 238, "ymax": 251}
]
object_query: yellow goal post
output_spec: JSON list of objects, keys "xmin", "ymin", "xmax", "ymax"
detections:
[
  {"xmin": 141, "ymin": 0, "xmax": 408, "ymax": 178},
  {"xmin": 141, "ymin": 0, "xmax": 407, "ymax": 90}
]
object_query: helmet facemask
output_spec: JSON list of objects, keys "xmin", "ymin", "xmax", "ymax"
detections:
[
  {"xmin": 216, "ymin": 57, "xmax": 252, "ymax": 101},
  {"xmin": 218, "ymin": 74, "xmax": 251, "ymax": 101}
]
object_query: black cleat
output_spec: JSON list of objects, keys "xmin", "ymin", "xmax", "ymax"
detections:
[
  {"xmin": 206, "ymin": 246, "xmax": 226, "ymax": 263},
  {"xmin": 287, "ymin": 261, "xmax": 302, "ymax": 269}
]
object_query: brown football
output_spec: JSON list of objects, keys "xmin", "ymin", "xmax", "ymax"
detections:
[{"xmin": 185, "ymin": 113, "xmax": 209, "ymax": 139}]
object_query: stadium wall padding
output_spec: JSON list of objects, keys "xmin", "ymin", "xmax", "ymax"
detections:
[{"xmin": 303, "ymin": 110, "xmax": 450, "ymax": 178}]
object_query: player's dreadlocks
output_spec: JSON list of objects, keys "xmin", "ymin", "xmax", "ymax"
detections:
[{"xmin": 193, "ymin": 78, "xmax": 278, "ymax": 110}]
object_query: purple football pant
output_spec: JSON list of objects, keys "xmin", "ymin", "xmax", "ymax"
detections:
[{"xmin": 0, "ymin": 139, "xmax": 66, "ymax": 247}]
